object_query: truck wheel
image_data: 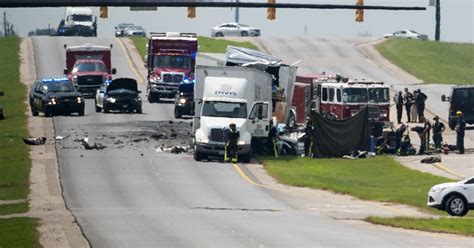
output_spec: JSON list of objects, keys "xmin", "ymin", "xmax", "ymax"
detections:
[
  {"xmin": 103, "ymin": 107, "xmax": 110, "ymax": 113},
  {"xmin": 136, "ymin": 107, "xmax": 142, "ymax": 114},
  {"xmin": 31, "ymin": 107, "xmax": 39, "ymax": 116},
  {"xmin": 445, "ymin": 195, "xmax": 468, "ymax": 216},
  {"xmin": 44, "ymin": 111, "xmax": 52, "ymax": 117},
  {"xmin": 95, "ymin": 105, "xmax": 101, "ymax": 113},
  {"xmin": 287, "ymin": 112, "xmax": 296, "ymax": 129},
  {"xmin": 174, "ymin": 107, "xmax": 182, "ymax": 119},
  {"xmin": 194, "ymin": 151, "xmax": 206, "ymax": 161}
]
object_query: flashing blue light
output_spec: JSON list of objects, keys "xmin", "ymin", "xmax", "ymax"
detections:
[
  {"xmin": 42, "ymin": 77, "xmax": 69, "ymax": 83},
  {"xmin": 191, "ymin": 51, "xmax": 197, "ymax": 59}
]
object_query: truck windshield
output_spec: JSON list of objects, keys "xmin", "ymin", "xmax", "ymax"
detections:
[
  {"xmin": 72, "ymin": 14, "xmax": 92, "ymax": 22},
  {"xmin": 368, "ymin": 88, "xmax": 389, "ymax": 103},
  {"xmin": 153, "ymin": 55, "xmax": 191, "ymax": 69},
  {"xmin": 73, "ymin": 62, "xmax": 106, "ymax": 73},
  {"xmin": 342, "ymin": 88, "xmax": 368, "ymax": 103},
  {"xmin": 202, "ymin": 101, "xmax": 247, "ymax": 118}
]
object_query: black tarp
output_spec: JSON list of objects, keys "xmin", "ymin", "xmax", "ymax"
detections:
[{"xmin": 312, "ymin": 107, "xmax": 370, "ymax": 157}]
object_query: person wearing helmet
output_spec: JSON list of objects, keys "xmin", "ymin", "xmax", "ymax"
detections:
[
  {"xmin": 455, "ymin": 111, "xmax": 466, "ymax": 154},
  {"xmin": 304, "ymin": 117, "xmax": 314, "ymax": 157},
  {"xmin": 267, "ymin": 119, "xmax": 279, "ymax": 158},
  {"xmin": 224, "ymin": 123, "xmax": 240, "ymax": 163}
]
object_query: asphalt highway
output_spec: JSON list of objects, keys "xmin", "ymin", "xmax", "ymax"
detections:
[{"xmin": 31, "ymin": 36, "xmax": 473, "ymax": 247}]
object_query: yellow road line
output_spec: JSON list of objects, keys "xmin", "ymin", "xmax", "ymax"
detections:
[
  {"xmin": 232, "ymin": 164, "xmax": 413, "ymax": 215},
  {"xmin": 432, "ymin": 162, "xmax": 465, "ymax": 179},
  {"xmin": 232, "ymin": 164, "xmax": 288, "ymax": 192},
  {"xmin": 116, "ymin": 38, "xmax": 144, "ymax": 84}
]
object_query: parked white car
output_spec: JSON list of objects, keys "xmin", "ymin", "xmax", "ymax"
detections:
[
  {"xmin": 211, "ymin": 23, "xmax": 260, "ymax": 37},
  {"xmin": 384, "ymin": 29, "xmax": 428, "ymax": 41},
  {"xmin": 427, "ymin": 176, "xmax": 474, "ymax": 216}
]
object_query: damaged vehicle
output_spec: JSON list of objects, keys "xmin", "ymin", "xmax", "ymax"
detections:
[
  {"xmin": 29, "ymin": 78, "xmax": 85, "ymax": 117},
  {"xmin": 95, "ymin": 78, "xmax": 142, "ymax": 113}
]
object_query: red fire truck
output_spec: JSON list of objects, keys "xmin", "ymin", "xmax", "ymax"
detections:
[
  {"xmin": 146, "ymin": 32, "xmax": 198, "ymax": 102},
  {"xmin": 63, "ymin": 43, "xmax": 116, "ymax": 97},
  {"xmin": 293, "ymin": 75, "xmax": 391, "ymax": 135}
]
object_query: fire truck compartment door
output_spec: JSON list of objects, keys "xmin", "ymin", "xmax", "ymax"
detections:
[{"xmin": 248, "ymin": 101, "xmax": 270, "ymax": 137}]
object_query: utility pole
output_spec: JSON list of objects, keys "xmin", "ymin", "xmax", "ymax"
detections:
[
  {"xmin": 235, "ymin": 0, "xmax": 239, "ymax": 23},
  {"xmin": 435, "ymin": 0, "xmax": 440, "ymax": 41},
  {"xmin": 3, "ymin": 12, "xmax": 6, "ymax": 36}
]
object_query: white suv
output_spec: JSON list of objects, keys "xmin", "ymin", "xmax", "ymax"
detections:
[{"xmin": 427, "ymin": 177, "xmax": 474, "ymax": 216}]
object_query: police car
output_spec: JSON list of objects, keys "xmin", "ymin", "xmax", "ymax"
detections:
[{"xmin": 29, "ymin": 78, "xmax": 85, "ymax": 117}]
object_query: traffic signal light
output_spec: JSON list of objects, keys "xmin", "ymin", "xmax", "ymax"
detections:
[
  {"xmin": 187, "ymin": 7, "xmax": 196, "ymax": 18},
  {"xmin": 267, "ymin": 0, "xmax": 276, "ymax": 20},
  {"xmin": 355, "ymin": 0, "xmax": 364, "ymax": 22},
  {"xmin": 100, "ymin": 6, "xmax": 108, "ymax": 18}
]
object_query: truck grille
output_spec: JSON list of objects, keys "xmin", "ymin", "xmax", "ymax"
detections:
[
  {"xmin": 162, "ymin": 73, "xmax": 184, "ymax": 83},
  {"xmin": 368, "ymin": 106, "xmax": 380, "ymax": 120},
  {"xmin": 77, "ymin": 75, "xmax": 103, "ymax": 86},
  {"xmin": 209, "ymin": 128, "xmax": 225, "ymax": 142}
]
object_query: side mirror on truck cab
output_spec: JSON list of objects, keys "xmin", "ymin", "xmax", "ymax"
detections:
[
  {"xmin": 63, "ymin": 68, "xmax": 68, "ymax": 75},
  {"xmin": 111, "ymin": 68, "xmax": 117, "ymax": 74},
  {"xmin": 441, "ymin": 95, "xmax": 449, "ymax": 102}
]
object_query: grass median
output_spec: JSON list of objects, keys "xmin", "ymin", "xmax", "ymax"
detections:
[
  {"xmin": 263, "ymin": 156, "xmax": 450, "ymax": 210},
  {"xmin": 0, "ymin": 37, "xmax": 30, "ymax": 202},
  {"xmin": 130, "ymin": 36, "xmax": 258, "ymax": 58},
  {"xmin": 0, "ymin": 37, "xmax": 40, "ymax": 246},
  {"xmin": 366, "ymin": 216, "xmax": 474, "ymax": 236},
  {"xmin": 376, "ymin": 39, "xmax": 474, "ymax": 85},
  {"xmin": 0, "ymin": 218, "xmax": 41, "ymax": 248}
]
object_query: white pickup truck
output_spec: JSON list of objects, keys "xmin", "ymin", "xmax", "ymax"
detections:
[{"xmin": 193, "ymin": 66, "xmax": 273, "ymax": 162}]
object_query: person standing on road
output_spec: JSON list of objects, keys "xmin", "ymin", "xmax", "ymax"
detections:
[
  {"xmin": 411, "ymin": 90, "xmax": 418, "ymax": 122},
  {"xmin": 404, "ymin": 88, "xmax": 413, "ymax": 123},
  {"xmin": 455, "ymin": 111, "xmax": 466, "ymax": 154},
  {"xmin": 267, "ymin": 119, "xmax": 279, "ymax": 158},
  {"xmin": 415, "ymin": 89, "xmax": 427, "ymax": 122},
  {"xmin": 304, "ymin": 117, "xmax": 314, "ymax": 157},
  {"xmin": 432, "ymin": 116, "xmax": 445, "ymax": 150},
  {"xmin": 224, "ymin": 123, "xmax": 240, "ymax": 163},
  {"xmin": 396, "ymin": 91, "xmax": 404, "ymax": 124},
  {"xmin": 417, "ymin": 116, "xmax": 432, "ymax": 155}
]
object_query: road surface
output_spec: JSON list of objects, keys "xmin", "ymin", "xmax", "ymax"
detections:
[{"xmin": 31, "ymin": 36, "xmax": 473, "ymax": 247}]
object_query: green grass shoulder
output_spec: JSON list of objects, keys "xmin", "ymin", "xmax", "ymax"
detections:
[{"xmin": 375, "ymin": 39, "xmax": 474, "ymax": 85}]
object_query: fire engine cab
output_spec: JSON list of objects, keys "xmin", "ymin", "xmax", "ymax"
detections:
[{"xmin": 312, "ymin": 78, "xmax": 392, "ymax": 135}]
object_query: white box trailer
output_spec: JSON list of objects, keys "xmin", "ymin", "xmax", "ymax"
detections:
[{"xmin": 193, "ymin": 66, "xmax": 273, "ymax": 162}]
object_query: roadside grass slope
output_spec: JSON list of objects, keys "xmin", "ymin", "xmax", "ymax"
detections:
[
  {"xmin": 376, "ymin": 39, "xmax": 474, "ymax": 85},
  {"xmin": 366, "ymin": 216, "xmax": 474, "ymax": 236},
  {"xmin": 264, "ymin": 156, "xmax": 474, "ymax": 235},
  {"xmin": 0, "ymin": 37, "xmax": 40, "ymax": 247},
  {"xmin": 264, "ymin": 156, "xmax": 449, "ymax": 210},
  {"xmin": 130, "ymin": 36, "xmax": 258, "ymax": 58}
]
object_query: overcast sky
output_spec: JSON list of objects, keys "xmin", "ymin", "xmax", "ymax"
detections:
[{"xmin": 1, "ymin": 0, "xmax": 473, "ymax": 42}]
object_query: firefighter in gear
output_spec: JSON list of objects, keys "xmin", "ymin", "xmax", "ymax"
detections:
[
  {"xmin": 304, "ymin": 117, "xmax": 313, "ymax": 157},
  {"xmin": 418, "ymin": 116, "xmax": 432, "ymax": 155},
  {"xmin": 267, "ymin": 119, "xmax": 279, "ymax": 158},
  {"xmin": 224, "ymin": 123, "xmax": 240, "ymax": 163}
]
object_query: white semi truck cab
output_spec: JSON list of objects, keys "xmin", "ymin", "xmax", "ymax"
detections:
[{"xmin": 193, "ymin": 66, "xmax": 273, "ymax": 162}]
